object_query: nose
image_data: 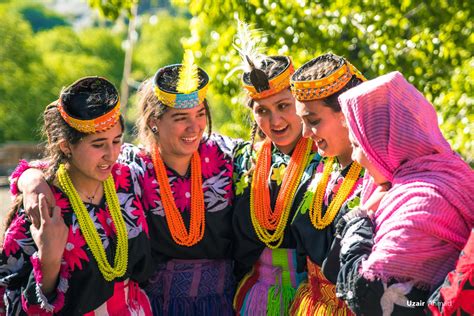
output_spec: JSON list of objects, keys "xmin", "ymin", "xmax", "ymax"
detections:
[
  {"xmin": 186, "ymin": 117, "xmax": 201, "ymax": 133},
  {"xmin": 270, "ymin": 112, "xmax": 284, "ymax": 127},
  {"xmin": 103, "ymin": 143, "xmax": 117, "ymax": 161}
]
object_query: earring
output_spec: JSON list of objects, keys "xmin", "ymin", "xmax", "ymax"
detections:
[
  {"xmin": 151, "ymin": 126, "xmax": 158, "ymax": 134},
  {"xmin": 65, "ymin": 152, "xmax": 72, "ymax": 159}
]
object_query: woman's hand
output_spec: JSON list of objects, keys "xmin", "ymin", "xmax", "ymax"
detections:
[
  {"xmin": 19, "ymin": 168, "xmax": 55, "ymax": 228},
  {"xmin": 363, "ymin": 182, "xmax": 391, "ymax": 216},
  {"xmin": 30, "ymin": 194, "xmax": 68, "ymax": 294}
]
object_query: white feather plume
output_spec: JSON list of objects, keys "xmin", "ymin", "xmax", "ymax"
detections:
[{"xmin": 226, "ymin": 19, "xmax": 271, "ymax": 80}]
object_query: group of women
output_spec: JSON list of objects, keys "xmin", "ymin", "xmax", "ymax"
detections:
[{"xmin": 1, "ymin": 21, "xmax": 473, "ymax": 316}]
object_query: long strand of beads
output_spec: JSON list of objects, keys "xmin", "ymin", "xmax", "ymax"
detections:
[
  {"xmin": 309, "ymin": 157, "xmax": 363, "ymax": 230},
  {"xmin": 250, "ymin": 137, "xmax": 313, "ymax": 248},
  {"xmin": 151, "ymin": 145, "xmax": 205, "ymax": 247},
  {"xmin": 57, "ymin": 164, "xmax": 128, "ymax": 281}
]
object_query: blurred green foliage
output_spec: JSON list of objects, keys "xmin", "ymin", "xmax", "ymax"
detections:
[
  {"xmin": 0, "ymin": 0, "xmax": 472, "ymax": 164},
  {"xmin": 177, "ymin": 0, "xmax": 473, "ymax": 163},
  {"xmin": 88, "ymin": 0, "xmax": 136, "ymax": 20},
  {"xmin": 0, "ymin": 1, "xmax": 185, "ymax": 144},
  {"xmin": 13, "ymin": 2, "xmax": 70, "ymax": 32}
]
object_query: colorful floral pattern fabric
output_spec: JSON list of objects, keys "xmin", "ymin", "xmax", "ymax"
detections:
[
  {"xmin": 0, "ymin": 163, "xmax": 154, "ymax": 315},
  {"xmin": 232, "ymin": 140, "xmax": 321, "ymax": 279},
  {"xmin": 428, "ymin": 228, "xmax": 474, "ymax": 316},
  {"xmin": 118, "ymin": 134, "xmax": 238, "ymax": 262},
  {"xmin": 291, "ymin": 157, "xmax": 364, "ymax": 270}
]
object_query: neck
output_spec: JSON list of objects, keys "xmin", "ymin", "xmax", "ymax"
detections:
[
  {"xmin": 158, "ymin": 150, "xmax": 193, "ymax": 177},
  {"xmin": 65, "ymin": 164, "xmax": 103, "ymax": 203},
  {"xmin": 274, "ymin": 135, "xmax": 302, "ymax": 155},
  {"xmin": 337, "ymin": 147, "xmax": 353, "ymax": 169}
]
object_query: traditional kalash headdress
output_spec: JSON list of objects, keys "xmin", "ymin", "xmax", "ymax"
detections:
[
  {"xmin": 232, "ymin": 20, "xmax": 294, "ymax": 100},
  {"xmin": 153, "ymin": 50, "xmax": 209, "ymax": 108},
  {"xmin": 290, "ymin": 53, "xmax": 366, "ymax": 101},
  {"xmin": 57, "ymin": 76, "xmax": 120, "ymax": 133}
]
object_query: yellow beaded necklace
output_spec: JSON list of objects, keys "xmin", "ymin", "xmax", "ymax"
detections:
[
  {"xmin": 250, "ymin": 137, "xmax": 313, "ymax": 249},
  {"xmin": 309, "ymin": 157, "xmax": 362, "ymax": 230},
  {"xmin": 57, "ymin": 164, "xmax": 128, "ymax": 281}
]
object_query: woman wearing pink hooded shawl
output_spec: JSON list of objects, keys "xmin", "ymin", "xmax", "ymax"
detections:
[{"xmin": 334, "ymin": 71, "xmax": 474, "ymax": 316}]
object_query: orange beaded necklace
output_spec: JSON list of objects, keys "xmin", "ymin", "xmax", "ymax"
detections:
[
  {"xmin": 151, "ymin": 145, "xmax": 205, "ymax": 247},
  {"xmin": 250, "ymin": 137, "xmax": 313, "ymax": 248}
]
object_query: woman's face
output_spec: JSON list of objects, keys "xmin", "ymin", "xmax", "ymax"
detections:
[
  {"xmin": 64, "ymin": 122, "xmax": 123, "ymax": 185},
  {"xmin": 348, "ymin": 131, "xmax": 388, "ymax": 185},
  {"xmin": 152, "ymin": 103, "xmax": 207, "ymax": 161},
  {"xmin": 296, "ymin": 99, "xmax": 352, "ymax": 166},
  {"xmin": 252, "ymin": 89, "xmax": 302, "ymax": 154}
]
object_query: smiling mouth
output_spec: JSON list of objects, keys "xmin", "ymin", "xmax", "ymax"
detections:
[
  {"xmin": 271, "ymin": 126, "xmax": 288, "ymax": 134},
  {"xmin": 98, "ymin": 164, "xmax": 111, "ymax": 170},
  {"xmin": 182, "ymin": 136, "xmax": 198, "ymax": 143},
  {"xmin": 314, "ymin": 137, "xmax": 326, "ymax": 147}
]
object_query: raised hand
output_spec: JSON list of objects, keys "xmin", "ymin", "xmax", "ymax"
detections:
[{"xmin": 30, "ymin": 193, "xmax": 68, "ymax": 294}]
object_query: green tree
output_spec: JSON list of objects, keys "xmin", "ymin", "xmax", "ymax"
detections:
[
  {"xmin": 34, "ymin": 26, "xmax": 124, "ymax": 91},
  {"xmin": 0, "ymin": 8, "xmax": 52, "ymax": 142},
  {"xmin": 0, "ymin": 3, "xmax": 127, "ymax": 143},
  {"xmin": 15, "ymin": 2, "xmax": 70, "ymax": 32},
  {"xmin": 178, "ymin": 0, "xmax": 473, "ymax": 162},
  {"xmin": 132, "ymin": 11, "xmax": 190, "ymax": 79}
]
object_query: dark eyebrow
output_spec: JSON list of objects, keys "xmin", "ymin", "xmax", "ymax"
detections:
[
  {"xmin": 171, "ymin": 107, "xmax": 206, "ymax": 118},
  {"xmin": 90, "ymin": 133, "xmax": 123, "ymax": 143},
  {"xmin": 171, "ymin": 112, "xmax": 188, "ymax": 118},
  {"xmin": 275, "ymin": 97, "xmax": 293, "ymax": 104}
]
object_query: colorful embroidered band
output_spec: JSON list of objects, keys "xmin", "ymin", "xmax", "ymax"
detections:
[
  {"xmin": 153, "ymin": 63, "xmax": 210, "ymax": 109},
  {"xmin": 291, "ymin": 61, "xmax": 366, "ymax": 101},
  {"xmin": 153, "ymin": 81, "xmax": 208, "ymax": 109},
  {"xmin": 57, "ymin": 100, "xmax": 121, "ymax": 134},
  {"xmin": 243, "ymin": 57, "xmax": 294, "ymax": 100}
]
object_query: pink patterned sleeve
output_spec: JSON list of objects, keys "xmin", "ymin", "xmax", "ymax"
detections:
[
  {"xmin": 21, "ymin": 253, "xmax": 70, "ymax": 315},
  {"xmin": 9, "ymin": 160, "xmax": 49, "ymax": 197}
]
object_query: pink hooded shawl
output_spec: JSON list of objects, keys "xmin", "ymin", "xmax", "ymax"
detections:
[{"xmin": 339, "ymin": 71, "xmax": 474, "ymax": 289}]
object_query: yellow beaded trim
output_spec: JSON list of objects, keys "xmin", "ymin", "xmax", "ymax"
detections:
[
  {"xmin": 290, "ymin": 62, "xmax": 366, "ymax": 101},
  {"xmin": 309, "ymin": 157, "xmax": 363, "ymax": 230},
  {"xmin": 57, "ymin": 101, "xmax": 121, "ymax": 134},
  {"xmin": 153, "ymin": 83, "xmax": 209, "ymax": 109},
  {"xmin": 57, "ymin": 164, "xmax": 128, "ymax": 281},
  {"xmin": 250, "ymin": 138, "xmax": 313, "ymax": 249},
  {"xmin": 243, "ymin": 61, "xmax": 295, "ymax": 100}
]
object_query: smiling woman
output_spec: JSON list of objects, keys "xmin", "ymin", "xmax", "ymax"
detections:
[
  {"xmin": 1, "ymin": 77, "xmax": 154, "ymax": 315},
  {"xmin": 230, "ymin": 21, "xmax": 321, "ymax": 316},
  {"xmin": 288, "ymin": 53, "xmax": 367, "ymax": 316},
  {"xmin": 118, "ymin": 50, "xmax": 238, "ymax": 316}
]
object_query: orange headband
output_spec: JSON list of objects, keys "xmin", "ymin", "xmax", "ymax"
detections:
[
  {"xmin": 57, "ymin": 100, "xmax": 121, "ymax": 134},
  {"xmin": 243, "ymin": 60, "xmax": 294, "ymax": 100},
  {"xmin": 291, "ymin": 61, "xmax": 366, "ymax": 101}
]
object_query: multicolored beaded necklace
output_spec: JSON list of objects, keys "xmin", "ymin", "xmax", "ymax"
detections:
[{"xmin": 250, "ymin": 137, "xmax": 313, "ymax": 249}]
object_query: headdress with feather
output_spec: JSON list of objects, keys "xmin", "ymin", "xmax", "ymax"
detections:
[
  {"xmin": 230, "ymin": 19, "xmax": 294, "ymax": 100},
  {"xmin": 153, "ymin": 49, "xmax": 210, "ymax": 109}
]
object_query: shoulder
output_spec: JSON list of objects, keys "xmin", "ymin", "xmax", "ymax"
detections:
[
  {"xmin": 202, "ymin": 133, "xmax": 244, "ymax": 158},
  {"xmin": 119, "ymin": 143, "xmax": 153, "ymax": 172}
]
